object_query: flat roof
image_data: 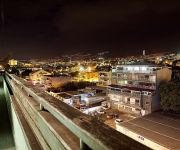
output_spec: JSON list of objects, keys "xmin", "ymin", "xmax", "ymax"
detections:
[
  {"xmin": 120, "ymin": 112, "xmax": 180, "ymax": 150},
  {"xmin": 66, "ymin": 91, "xmax": 85, "ymax": 95},
  {"xmin": 58, "ymin": 93, "xmax": 72, "ymax": 99}
]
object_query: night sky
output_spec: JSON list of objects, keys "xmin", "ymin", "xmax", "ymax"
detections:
[{"xmin": 0, "ymin": 0, "xmax": 180, "ymax": 58}]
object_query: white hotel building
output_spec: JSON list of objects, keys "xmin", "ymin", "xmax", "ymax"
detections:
[{"xmin": 107, "ymin": 62, "xmax": 172, "ymax": 115}]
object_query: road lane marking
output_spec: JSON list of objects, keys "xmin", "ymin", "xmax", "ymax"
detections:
[
  {"xmin": 141, "ymin": 117, "xmax": 180, "ymax": 131},
  {"xmin": 153, "ymin": 113, "xmax": 180, "ymax": 123},
  {"xmin": 128, "ymin": 122, "xmax": 180, "ymax": 142}
]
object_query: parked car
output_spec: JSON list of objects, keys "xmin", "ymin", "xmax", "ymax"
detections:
[
  {"xmin": 80, "ymin": 106, "xmax": 87, "ymax": 111},
  {"xmin": 115, "ymin": 118, "xmax": 123, "ymax": 124},
  {"xmin": 106, "ymin": 113, "xmax": 114, "ymax": 119}
]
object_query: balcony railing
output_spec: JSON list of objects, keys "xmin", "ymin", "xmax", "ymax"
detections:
[
  {"xmin": 116, "ymin": 101, "xmax": 141, "ymax": 109},
  {"xmin": 123, "ymin": 84, "xmax": 156, "ymax": 90},
  {"xmin": 6, "ymin": 73, "xmax": 149, "ymax": 150},
  {"xmin": 112, "ymin": 70, "xmax": 156, "ymax": 74},
  {"xmin": 108, "ymin": 90, "xmax": 141, "ymax": 99}
]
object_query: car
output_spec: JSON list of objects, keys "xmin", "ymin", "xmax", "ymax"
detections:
[
  {"xmin": 115, "ymin": 118, "xmax": 123, "ymax": 124},
  {"xmin": 106, "ymin": 113, "xmax": 114, "ymax": 119},
  {"xmin": 80, "ymin": 106, "xmax": 87, "ymax": 111}
]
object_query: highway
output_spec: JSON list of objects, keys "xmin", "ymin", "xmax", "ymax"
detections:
[{"xmin": 0, "ymin": 76, "xmax": 15, "ymax": 150}]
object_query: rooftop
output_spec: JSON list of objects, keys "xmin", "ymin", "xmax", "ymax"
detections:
[
  {"xmin": 57, "ymin": 93, "xmax": 72, "ymax": 99},
  {"xmin": 119, "ymin": 112, "xmax": 180, "ymax": 150}
]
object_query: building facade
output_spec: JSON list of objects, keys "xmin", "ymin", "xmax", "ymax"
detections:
[
  {"xmin": 98, "ymin": 71, "xmax": 112, "ymax": 86},
  {"xmin": 9, "ymin": 59, "xmax": 18, "ymax": 66},
  {"xmin": 29, "ymin": 70, "xmax": 51, "ymax": 82},
  {"xmin": 107, "ymin": 63, "xmax": 172, "ymax": 115}
]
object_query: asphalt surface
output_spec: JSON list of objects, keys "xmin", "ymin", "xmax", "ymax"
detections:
[
  {"xmin": 120, "ymin": 112, "xmax": 180, "ymax": 150},
  {"xmin": 0, "ymin": 76, "xmax": 15, "ymax": 150}
]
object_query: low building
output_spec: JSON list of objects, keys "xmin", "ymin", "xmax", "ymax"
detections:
[
  {"xmin": 29, "ymin": 69, "xmax": 51, "ymax": 83},
  {"xmin": 83, "ymin": 95, "xmax": 106, "ymax": 106},
  {"xmin": 9, "ymin": 59, "xmax": 18, "ymax": 66},
  {"xmin": 66, "ymin": 90, "xmax": 106, "ymax": 107},
  {"xmin": 56, "ymin": 93, "xmax": 73, "ymax": 105},
  {"xmin": 107, "ymin": 62, "xmax": 172, "ymax": 115},
  {"xmin": 42, "ymin": 74, "xmax": 72, "ymax": 89}
]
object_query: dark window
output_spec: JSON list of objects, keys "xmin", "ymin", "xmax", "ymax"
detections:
[{"xmin": 135, "ymin": 99, "xmax": 139, "ymax": 103}]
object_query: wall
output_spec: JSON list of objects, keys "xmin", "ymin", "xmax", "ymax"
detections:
[
  {"xmin": 152, "ymin": 68, "xmax": 172, "ymax": 111},
  {"xmin": 3, "ymin": 78, "xmax": 29, "ymax": 150}
]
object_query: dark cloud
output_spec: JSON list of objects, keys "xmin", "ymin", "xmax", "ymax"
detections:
[{"xmin": 0, "ymin": 0, "xmax": 179, "ymax": 58}]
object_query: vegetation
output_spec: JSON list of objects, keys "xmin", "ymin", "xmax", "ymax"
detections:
[
  {"xmin": 69, "ymin": 71, "xmax": 79, "ymax": 77},
  {"xmin": 6, "ymin": 67, "xmax": 19, "ymax": 75},
  {"xmin": 21, "ymin": 69, "xmax": 33, "ymax": 78},
  {"xmin": 47, "ymin": 81, "xmax": 95, "ymax": 92},
  {"xmin": 61, "ymin": 81, "xmax": 95, "ymax": 91},
  {"xmin": 160, "ymin": 79, "xmax": 180, "ymax": 113}
]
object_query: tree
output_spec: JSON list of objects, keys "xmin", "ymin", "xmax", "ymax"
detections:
[
  {"xmin": 160, "ymin": 79, "xmax": 180, "ymax": 113},
  {"xmin": 21, "ymin": 69, "xmax": 33, "ymax": 78},
  {"xmin": 69, "ymin": 71, "xmax": 79, "ymax": 77},
  {"xmin": 61, "ymin": 81, "xmax": 95, "ymax": 92}
]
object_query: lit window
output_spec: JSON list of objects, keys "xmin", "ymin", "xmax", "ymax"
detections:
[
  {"xmin": 134, "ymin": 67, "xmax": 139, "ymax": 71},
  {"xmin": 128, "ymin": 67, "xmax": 132, "ymax": 70},
  {"xmin": 141, "ymin": 67, "xmax": 147, "ymax": 71}
]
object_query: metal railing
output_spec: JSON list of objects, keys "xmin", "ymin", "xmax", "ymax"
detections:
[{"xmin": 5, "ymin": 73, "xmax": 150, "ymax": 150}]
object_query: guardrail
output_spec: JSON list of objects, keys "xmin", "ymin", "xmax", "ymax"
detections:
[{"xmin": 5, "ymin": 73, "xmax": 150, "ymax": 150}]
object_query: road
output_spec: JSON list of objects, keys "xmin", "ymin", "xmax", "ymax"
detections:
[{"xmin": 0, "ymin": 76, "xmax": 15, "ymax": 150}]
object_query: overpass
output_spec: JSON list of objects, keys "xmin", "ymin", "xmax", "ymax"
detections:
[{"xmin": 1, "ymin": 72, "xmax": 150, "ymax": 150}]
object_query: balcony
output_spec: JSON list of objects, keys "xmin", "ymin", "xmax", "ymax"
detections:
[
  {"xmin": 107, "ymin": 90, "xmax": 141, "ymax": 99},
  {"xmin": 142, "ymin": 95, "xmax": 152, "ymax": 101},
  {"xmin": 123, "ymin": 84, "xmax": 156, "ymax": 90},
  {"xmin": 113, "ymin": 70, "xmax": 156, "ymax": 74},
  {"xmin": 116, "ymin": 77, "xmax": 156, "ymax": 83},
  {"xmin": 117, "ymin": 101, "xmax": 141, "ymax": 109},
  {"xmin": 5, "ymin": 73, "xmax": 149, "ymax": 150}
]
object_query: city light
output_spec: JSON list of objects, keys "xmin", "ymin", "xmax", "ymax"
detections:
[
  {"xmin": 0, "ymin": 1, "xmax": 179, "ymax": 149},
  {"xmin": 87, "ymin": 66, "xmax": 92, "ymax": 72}
]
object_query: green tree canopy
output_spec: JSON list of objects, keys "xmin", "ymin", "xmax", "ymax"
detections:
[{"xmin": 160, "ymin": 79, "xmax": 180, "ymax": 113}]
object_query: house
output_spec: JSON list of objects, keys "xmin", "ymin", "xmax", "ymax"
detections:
[
  {"xmin": 42, "ymin": 74, "xmax": 72, "ymax": 89},
  {"xmin": 29, "ymin": 70, "xmax": 51, "ymax": 83}
]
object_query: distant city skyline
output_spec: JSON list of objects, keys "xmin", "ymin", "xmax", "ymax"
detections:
[{"xmin": 0, "ymin": 0, "xmax": 180, "ymax": 58}]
